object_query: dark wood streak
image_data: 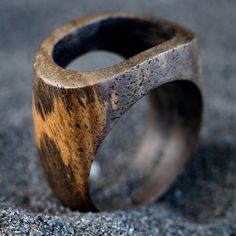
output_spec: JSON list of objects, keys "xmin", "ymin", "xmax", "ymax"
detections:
[
  {"xmin": 38, "ymin": 133, "xmax": 97, "ymax": 211},
  {"xmin": 33, "ymin": 76, "xmax": 55, "ymax": 120},
  {"xmin": 32, "ymin": 13, "xmax": 203, "ymax": 211}
]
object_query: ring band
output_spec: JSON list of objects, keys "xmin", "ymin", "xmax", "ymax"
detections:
[{"xmin": 32, "ymin": 13, "xmax": 203, "ymax": 211}]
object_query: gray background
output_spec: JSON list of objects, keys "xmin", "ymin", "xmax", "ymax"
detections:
[{"xmin": 0, "ymin": 0, "xmax": 236, "ymax": 235}]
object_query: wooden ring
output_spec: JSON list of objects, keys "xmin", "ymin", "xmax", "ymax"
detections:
[{"xmin": 32, "ymin": 13, "xmax": 203, "ymax": 212}]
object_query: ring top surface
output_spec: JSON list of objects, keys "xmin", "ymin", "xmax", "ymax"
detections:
[{"xmin": 34, "ymin": 13, "xmax": 196, "ymax": 88}]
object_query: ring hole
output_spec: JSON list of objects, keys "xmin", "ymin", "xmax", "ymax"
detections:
[
  {"xmin": 67, "ymin": 50, "xmax": 123, "ymax": 71},
  {"xmin": 52, "ymin": 17, "xmax": 175, "ymax": 69}
]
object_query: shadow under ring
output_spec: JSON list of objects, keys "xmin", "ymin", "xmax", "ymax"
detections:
[{"xmin": 32, "ymin": 13, "xmax": 203, "ymax": 211}]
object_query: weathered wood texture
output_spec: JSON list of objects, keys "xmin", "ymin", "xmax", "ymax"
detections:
[{"xmin": 32, "ymin": 13, "xmax": 202, "ymax": 211}]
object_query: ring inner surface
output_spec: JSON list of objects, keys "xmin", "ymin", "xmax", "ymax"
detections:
[
  {"xmin": 52, "ymin": 16, "xmax": 202, "ymax": 210},
  {"xmin": 91, "ymin": 80, "xmax": 202, "ymax": 210}
]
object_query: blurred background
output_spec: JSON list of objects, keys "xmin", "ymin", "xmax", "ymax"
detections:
[{"xmin": 0, "ymin": 0, "xmax": 236, "ymax": 235}]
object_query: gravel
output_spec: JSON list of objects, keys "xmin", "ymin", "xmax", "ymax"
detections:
[{"xmin": 0, "ymin": 0, "xmax": 236, "ymax": 235}]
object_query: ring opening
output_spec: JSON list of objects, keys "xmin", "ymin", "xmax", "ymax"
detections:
[
  {"xmin": 67, "ymin": 50, "xmax": 123, "ymax": 71},
  {"xmin": 53, "ymin": 17, "xmax": 176, "ymax": 68}
]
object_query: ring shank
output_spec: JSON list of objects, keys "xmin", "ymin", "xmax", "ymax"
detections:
[{"xmin": 33, "ymin": 13, "xmax": 202, "ymax": 211}]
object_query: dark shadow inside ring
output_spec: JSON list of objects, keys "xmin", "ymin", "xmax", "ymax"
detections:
[
  {"xmin": 51, "ymin": 16, "xmax": 202, "ymax": 211},
  {"xmin": 53, "ymin": 17, "xmax": 175, "ymax": 68}
]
